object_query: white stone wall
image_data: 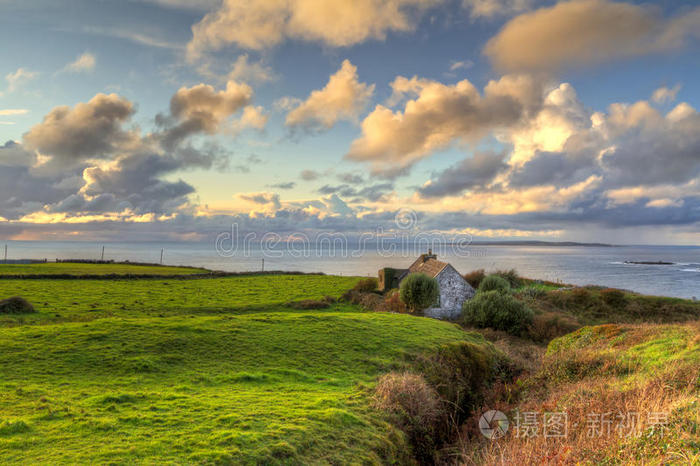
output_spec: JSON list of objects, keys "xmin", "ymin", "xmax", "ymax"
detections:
[{"xmin": 424, "ymin": 265, "xmax": 475, "ymax": 320}]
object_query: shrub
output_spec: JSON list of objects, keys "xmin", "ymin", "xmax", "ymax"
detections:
[
  {"xmin": 383, "ymin": 289, "xmax": 407, "ymax": 313},
  {"xmin": 374, "ymin": 372, "xmax": 444, "ymax": 463},
  {"xmin": 600, "ymin": 288, "xmax": 626, "ymax": 307},
  {"xmin": 527, "ymin": 312, "xmax": 580, "ymax": 343},
  {"xmin": 463, "ymin": 269, "xmax": 485, "ymax": 289},
  {"xmin": 461, "ymin": 291, "xmax": 533, "ymax": 335},
  {"xmin": 400, "ymin": 273, "xmax": 439, "ymax": 313},
  {"xmin": 340, "ymin": 290, "xmax": 384, "ymax": 311},
  {"xmin": 353, "ymin": 278, "xmax": 378, "ymax": 293},
  {"xmin": 0, "ymin": 297, "xmax": 35, "ymax": 314},
  {"xmin": 478, "ymin": 275, "xmax": 510, "ymax": 294},
  {"xmin": 570, "ymin": 287, "xmax": 591, "ymax": 305},
  {"xmin": 493, "ymin": 269, "xmax": 521, "ymax": 289},
  {"xmin": 518, "ymin": 286, "xmax": 546, "ymax": 300}
]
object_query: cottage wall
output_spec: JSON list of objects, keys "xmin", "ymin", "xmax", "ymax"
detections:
[{"xmin": 424, "ymin": 265, "xmax": 475, "ymax": 320}]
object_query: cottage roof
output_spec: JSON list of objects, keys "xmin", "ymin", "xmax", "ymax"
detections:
[{"xmin": 406, "ymin": 255, "xmax": 449, "ymax": 279}]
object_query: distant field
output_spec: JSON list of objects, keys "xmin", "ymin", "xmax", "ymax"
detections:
[
  {"xmin": 0, "ymin": 273, "xmax": 484, "ymax": 463},
  {"xmin": 0, "ymin": 274, "xmax": 361, "ymax": 325},
  {"xmin": 0, "ymin": 262, "xmax": 209, "ymax": 276}
]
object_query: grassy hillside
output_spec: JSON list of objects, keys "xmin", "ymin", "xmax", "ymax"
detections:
[
  {"xmin": 0, "ymin": 272, "xmax": 494, "ymax": 464},
  {"xmin": 460, "ymin": 322, "xmax": 699, "ymax": 465},
  {"xmin": 0, "ymin": 262, "xmax": 209, "ymax": 276}
]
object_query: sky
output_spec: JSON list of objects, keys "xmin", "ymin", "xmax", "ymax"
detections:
[{"xmin": 0, "ymin": 0, "xmax": 699, "ymax": 244}]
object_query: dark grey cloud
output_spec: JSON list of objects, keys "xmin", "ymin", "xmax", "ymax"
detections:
[
  {"xmin": 268, "ymin": 181, "xmax": 296, "ymax": 190},
  {"xmin": 300, "ymin": 169, "xmax": 320, "ymax": 181},
  {"xmin": 22, "ymin": 93, "xmax": 136, "ymax": 170},
  {"xmin": 337, "ymin": 172, "xmax": 364, "ymax": 184},
  {"xmin": 418, "ymin": 151, "xmax": 508, "ymax": 197},
  {"xmin": 317, "ymin": 182, "xmax": 394, "ymax": 202}
]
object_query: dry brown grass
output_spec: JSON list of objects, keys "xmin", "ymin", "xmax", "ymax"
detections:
[
  {"xmin": 526, "ymin": 311, "xmax": 580, "ymax": 343},
  {"xmin": 383, "ymin": 289, "xmax": 408, "ymax": 313},
  {"xmin": 464, "ymin": 269, "xmax": 486, "ymax": 289},
  {"xmin": 453, "ymin": 322, "xmax": 700, "ymax": 465},
  {"xmin": 374, "ymin": 372, "xmax": 446, "ymax": 463}
]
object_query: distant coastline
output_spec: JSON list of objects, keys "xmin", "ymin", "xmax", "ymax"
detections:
[{"xmin": 466, "ymin": 240, "xmax": 615, "ymax": 247}]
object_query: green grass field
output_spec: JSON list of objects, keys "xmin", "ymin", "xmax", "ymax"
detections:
[
  {"xmin": 0, "ymin": 270, "xmax": 486, "ymax": 464},
  {"xmin": 0, "ymin": 262, "xmax": 209, "ymax": 276}
]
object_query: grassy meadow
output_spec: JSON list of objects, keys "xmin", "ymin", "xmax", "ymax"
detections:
[
  {"xmin": 0, "ymin": 262, "xmax": 209, "ymax": 276},
  {"xmin": 0, "ymin": 269, "xmax": 491, "ymax": 464},
  {"xmin": 1, "ymin": 264, "xmax": 698, "ymax": 464}
]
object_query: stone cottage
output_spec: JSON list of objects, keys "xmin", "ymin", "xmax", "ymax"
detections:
[{"xmin": 378, "ymin": 250, "xmax": 475, "ymax": 320}]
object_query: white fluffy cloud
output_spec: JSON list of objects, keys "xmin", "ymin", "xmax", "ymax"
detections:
[
  {"xmin": 161, "ymin": 80, "xmax": 254, "ymax": 148},
  {"xmin": 285, "ymin": 60, "xmax": 374, "ymax": 131},
  {"xmin": 63, "ymin": 52, "xmax": 96, "ymax": 73},
  {"xmin": 346, "ymin": 73, "xmax": 543, "ymax": 176},
  {"xmin": 3, "ymin": 68, "xmax": 38, "ymax": 94},
  {"xmin": 485, "ymin": 0, "xmax": 700, "ymax": 72},
  {"xmin": 186, "ymin": 0, "xmax": 439, "ymax": 58},
  {"xmin": 228, "ymin": 54, "xmax": 274, "ymax": 83},
  {"xmin": 651, "ymin": 85, "xmax": 681, "ymax": 104}
]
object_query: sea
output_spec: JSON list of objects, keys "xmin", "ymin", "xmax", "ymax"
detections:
[{"xmin": 1, "ymin": 240, "xmax": 699, "ymax": 300}]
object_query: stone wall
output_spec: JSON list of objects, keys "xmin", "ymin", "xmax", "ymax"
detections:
[{"xmin": 424, "ymin": 265, "xmax": 475, "ymax": 320}]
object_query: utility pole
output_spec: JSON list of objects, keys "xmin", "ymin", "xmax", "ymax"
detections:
[
  {"xmin": 101, "ymin": 245, "xmax": 105, "ymax": 261},
  {"xmin": 160, "ymin": 248, "xmax": 164, "ymax": 265},
  {"xmin": 262, "ymin": 258, "xmax": 264, "ymax": 272},
  {"xmin": 3, "ymin": 244, "xmax": 6, "ymax": 262}
]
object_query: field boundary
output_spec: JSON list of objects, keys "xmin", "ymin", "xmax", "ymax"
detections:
[{"xmin": 0, "ymin": 270, "xmax": 328, "ymax": 280}]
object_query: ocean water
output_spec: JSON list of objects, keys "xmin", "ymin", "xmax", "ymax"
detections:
[{"xmin": 1, "ymin": 240, "xmax": 699, "ymax": 299}]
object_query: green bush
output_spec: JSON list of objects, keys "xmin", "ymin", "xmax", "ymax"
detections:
[
  {"xmin": 478, "ymin": 275, "xmax": 510, "ymax": 294},
  {"xmin": 0, "ymin": 296, "xmax": 35, "ymax": 314},
  {"xmin": 600, "ymin": 288, "xmax": 626, "ymax": 307},
  {"xmin": 400, "ymin": 273, "xmax": 439, "ymax": 313},
  {"xmin": 493, "ymin": 269, "xmax": 521, "ymax": 288},
  {"xmin": 461, "ymin": 291, "xmax": 533, "ymax": 335}
]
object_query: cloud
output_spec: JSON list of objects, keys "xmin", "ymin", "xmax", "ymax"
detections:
[
  {"xmin": 236, "ymin": 191, "xmax": 282, "ymax": 213},
  {"xmin": 300, "ymin": 169, "xmax": 320, "ymax": 181},
  {"xmin": 346, "ymin": 73, "xmax": 543, "ymax": 177},
  {"xmin": 63, "ymin": 52, "xmax": 96, "ymax": 73},
  {"xmin": 285, "ymin": 60, "xmax": 374, "ymax": 131},
  {"xmin": 160, "ymin": 80, "xmax": 253, "ymax": 148},
  {"xmin": 463, "ymin": 0, "xmax": 531, "ymax": 19},
  {"xmin": 23, "ymin": 93, "xmax": 137, "ymax": 169},
  {"xmin": 186, "ymin": 0, "xmax": 439, "ymax": 58},
  {"xmin": 268, "ymin": 181, "xmax": 296, "ymax": 190},
  {"xmin": 0, "ymin": 109, "xmax": 28, "ymax": 116},
  {"xmin": 485, "ymin": 0, "xmax": 700, "ymax": 73},
  {"xmin": 138, "ymin": 0, "xmax": 218, "ymax": 10},
  {"xmin": 418, "ymin": 151, "xmax": 508, "ymax": 197},
  {"xmin": 337, "ymin": 172, "xmax": 364, "ymax": 184},
  {"xmin": 449, "ymin": 60, "xmax": 474, "ymax": 72},
  {"xmin": 228, "ymin": 54, "xmax": 274, "ymax": 83},
  {"xmin": 232, "ymin": 105, "xmax": 268, "ymax": 133},
  {"xmin": 4, "ymin": 68, "xmax": 38, "ymax": 94},
  {"xmin": 317, "ymin": 182, "xmax": 394, "ymax": 202},
  {"xmin": 651, "ymin": 84, "xmax": 681, "ymax": 104},
  {"xmin": 79, "ymin": 26, "xmax": 183, "ymax": 50},
  {"xmin": 234, "ymin": 153, "xmax": 264, "ymax": 173}
]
